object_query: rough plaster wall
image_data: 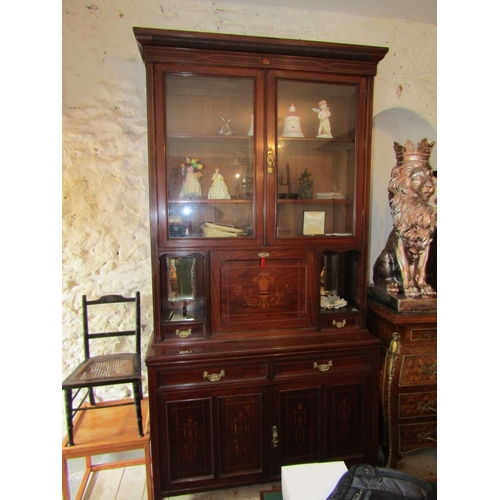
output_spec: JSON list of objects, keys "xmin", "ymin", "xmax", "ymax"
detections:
[{"xmin": 62, "ymin": 0, "xmax": 436, "ymax": 429}]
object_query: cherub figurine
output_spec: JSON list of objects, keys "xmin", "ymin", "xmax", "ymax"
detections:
[
  {"xmin": 312, "ymin": 100, "xmax": 333, "ymax": 138},
  {"xmin": 208, "ymin": 166, "xmax": 231, "ymax": 199}
]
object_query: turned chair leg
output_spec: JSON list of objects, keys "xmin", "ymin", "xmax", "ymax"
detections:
[
  {"xmin": 89, "ymin": 386, "xmax": 96, "ymax": 406},
  {"xmin": 133, "ymin": 381, "xmax": 144, "ymax": 437},
  {"xmin": 64, "ymin": 389, "xmax": 75, "ymax": 446}
]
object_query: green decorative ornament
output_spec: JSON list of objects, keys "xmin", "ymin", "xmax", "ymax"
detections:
[{"xmin": 298, "ymin": 168, "xmax": 313, "ymax": 199}]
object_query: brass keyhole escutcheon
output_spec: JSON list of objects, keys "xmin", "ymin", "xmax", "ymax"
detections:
[
  {"xmin": 267, "ymin": 149, "xmax": 275, "ymax": 173},
  {"xmin": 272, "ymin": 425, "xmax": 279, "ymax": 448}
]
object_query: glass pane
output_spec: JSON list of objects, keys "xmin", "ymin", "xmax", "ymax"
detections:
[
  {"xmin": 166, "ymin": 75, "xmax": 255, "ymax": 238},
  {"xmin": 160, "ymin": 253, "xmax": 205, "ymax": 323},
  {"xmin": 276, "ymin": 80, "xmax": 357, "ymax": 238},
  {"xmin": 167, "ymin": 257, "xmax": 196, "ymax": 302}
]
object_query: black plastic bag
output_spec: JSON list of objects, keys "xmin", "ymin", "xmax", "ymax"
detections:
[{"xmin": 326, "ymin": 464, "xmax": 437, "ymax": 500}]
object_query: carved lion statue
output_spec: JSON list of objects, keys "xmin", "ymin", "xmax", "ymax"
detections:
[{"xmin": 373, "ymin": 139, "xmax": 437, "ymax": 299}]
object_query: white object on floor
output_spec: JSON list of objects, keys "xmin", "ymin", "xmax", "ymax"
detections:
[{"xmin": 282, "ymin": 461, "xmax": 348, "ymax": 500}]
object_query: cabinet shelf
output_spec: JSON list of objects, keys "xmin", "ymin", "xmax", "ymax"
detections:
[
  {"xmin": 169, "ymin": 199, "xmax": 252, "ymax": 204},
  {"xmin": 168, "ymin": 134, "xmax": 253, "ymax": 141},
  {"xmin": 277, "ymin": 198, "xmax": 350, "ymax": 205},
  {"xmin": 278, "ymin": 137, "xmax": 355, "ymax": 147}
]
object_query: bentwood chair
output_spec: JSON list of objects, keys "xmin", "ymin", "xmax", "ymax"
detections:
[{"xmin": 62, "ymin": 292, "xmax": 144, "ymax": 446}]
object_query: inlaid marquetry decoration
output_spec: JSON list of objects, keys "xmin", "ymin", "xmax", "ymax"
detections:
[
  {"xmin": 213, "ymin": 250, "xmax": 310, "ymax": 333},
  {"xmin": 337, "ymin": 397, "xmax": 353, "ymax": 442},
  {"xmin": 293, "ymin": 403, "xmax": 308, "ymax": 451},
  {"xmin": 220, "ymin": 395, "xmax": 262, "ymax": 475},
  {"xmin": 234, "ymin": 270, "xmax": 293, "ymax": 308},
  {"xmin": 232, "ymin": 407, "xmax": 250, "ymax": 454},
  {"xmin": 182, "ymin": 415, "xmax": 199, "ymax": 461},
  {"xmin": 400, "ymin": 354, "xmax": 437, "ymax": 385},
  {"xmin": 399, "ymin": 391, "xmax": 437, "ymax": 417}
]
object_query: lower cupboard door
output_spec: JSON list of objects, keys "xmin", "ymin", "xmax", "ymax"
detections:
[
  {"xmin": 164, "ymin": 398, "xmax": 214, "ymax": 485},
  {"xmin": 218, "ymin": 392, "xmax": 264, "ymax": 476},
  {"xmin": 277, "ymin": 387, "xmax": 320, "ymax": 468},
  {"xmin": 163, "ymin": 392, "xmax": 264, "ymax": 489},
  {"xmin": 324, "ymin": 382, "xmax": 365, "ymax": 460}
]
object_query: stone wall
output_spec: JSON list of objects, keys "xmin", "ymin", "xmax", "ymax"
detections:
[{"xmin": 62, "ymin": 0, "xmax": 436, "ymax": 414}]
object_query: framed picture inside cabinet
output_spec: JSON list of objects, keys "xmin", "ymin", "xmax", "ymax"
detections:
[{"xmin": 303, "ymin": 211, "xmax": 325, "ymax": 235}]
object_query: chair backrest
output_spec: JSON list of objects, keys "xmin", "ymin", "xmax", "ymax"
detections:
[{"xmin": 82, "ymin": 292, "xmax": 141, "ymax": 360}]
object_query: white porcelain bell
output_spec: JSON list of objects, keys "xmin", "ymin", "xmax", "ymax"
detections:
[{"xmin": 281, "ymin": 104, "xmax": 304, "ymax": 137}]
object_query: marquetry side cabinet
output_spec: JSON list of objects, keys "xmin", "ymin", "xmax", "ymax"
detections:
[
  {"xmin": 133, "ymin": 27, "xmax": 388, "ymax": 499},
  {"xmin": 366, "ymin": 299, "xmax": 437, "ymax": 468}
]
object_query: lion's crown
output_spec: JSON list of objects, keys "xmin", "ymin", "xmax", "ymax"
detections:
[{"xmin": 394, "ymin": 138, "xmax": 435, "ymax": 163}]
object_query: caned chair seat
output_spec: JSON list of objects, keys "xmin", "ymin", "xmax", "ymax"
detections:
[
  {"xmin": 65, "ymin": 354, "xmax": 139, "ymax": 384},
  {"xmin": 62, "ymin": 292, "xmax": 143, "ymax": 446}
]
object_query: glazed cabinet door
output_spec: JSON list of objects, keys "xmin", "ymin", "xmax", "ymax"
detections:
[
  {"xmin": 266, "ymin": 72, "xmax": 368, "ymax": 246},
  {"xmin": 153, "ymin": 64, "xmax": 266, "ymax": 249}
]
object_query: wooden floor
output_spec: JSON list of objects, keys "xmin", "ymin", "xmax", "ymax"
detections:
[{"xmin": 67, "ymin": 447, "xmax": 436, "ymax": 499}]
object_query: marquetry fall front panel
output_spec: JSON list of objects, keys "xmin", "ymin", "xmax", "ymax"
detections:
[
  {"xmin": 366, "ymin": 300, "xmax": 437, "ymax": 468},
  {"xmin": 210, "ymin": 249, "xmax": 316, "ymax": 334}
]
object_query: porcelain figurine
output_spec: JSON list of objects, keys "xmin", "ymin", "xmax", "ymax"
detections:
[
  {"xmin": 180, "ymin": 157, "xmax": 203, "ymax": 198},
  {"xmin": 217, "ymin": 117, "xmax": 235, "ymax": 135},
  {"xmin": 281, "ymin": 104, "xmax": 304, "ymax": 137},
  {"xmin": 208, "ymin": 166, "xmax": 231, "ymax": 199},
  {"xmin": 312, "ymin": 100, "xmax": 333, "ymax": 138}
]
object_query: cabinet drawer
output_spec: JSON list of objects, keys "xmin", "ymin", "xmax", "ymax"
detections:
[
  {"xmin": 274, "ymin": 352, "xmax": 373, "ymax": 379},
  {"xmin": 409, "ymin": 327, "xmax": 437, "ymax": 342},
  {"xmin": 399, "ymin": 422, "xmax": 437, "ymax": 453},
  {"xmin": 399, "ymin": 353, "xmax": 437, "ymax": 386},
  {"xmin": 157, "ymin": 361, "xmax": 268, "ymax": 388},
  {"xmin": 319, "ymin": 312, "xmax": 359, "ymax": 330},
  {"xmin": 161, "ymin": 322, "xmax": 206, "ymax": 340},
  {"xmin": 399, "ymin": 391, "xmax": 437, "ymax": 418}
]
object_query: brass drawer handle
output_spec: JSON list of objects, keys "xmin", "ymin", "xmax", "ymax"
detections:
[
  {"xmin": 176, "ymin": 328, "xmax": 192, "ymax": 338},
  {"xmin": 203, "ymin": 370, "xmax": 225, "ymax": 382},
  {"xmin": 420, "ymin": 363, "xmax": 437, "ymax": 377},
  {"xmin": 333, "ymin": 319, "xmax": 346, "ymax": 328},
  {"xmin": 416, "ymin": 429, "xmax": 437, "ymax": 443},
  {"xmin": 417, "ymin": 399, "xmax": 437, "ymax": 413},
  {"xmin": 313, "ymin": 360, "xmax": 333, "ymax": 372}
]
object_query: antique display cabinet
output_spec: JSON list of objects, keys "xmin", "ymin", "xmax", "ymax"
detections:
[{"xmin": 133, "ymin": 28, "xmax": 388, "ymax": 498}]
